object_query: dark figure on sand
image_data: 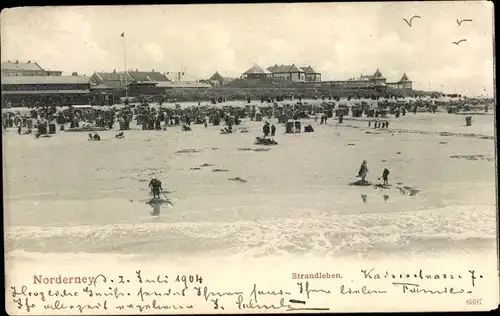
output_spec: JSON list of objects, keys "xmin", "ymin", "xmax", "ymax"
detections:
[
  {"xmin": 379, "ymin": 168, "xmax": 390, "ymax": 185},
  {"xmin": 89, "ymin": 133, "xmax": 100, "ymax": 141},
  {"xmin": 357, "ymin": 160, "xmax": 369, "ymax": 183},
  {"xmin": 263, "ymin": 122, "xmax": 270, "ymax": 137},
  {"xmin": 271, "ymin": 124, "xmax": 276, "ymax": 136},
  {"xmin": 149, "ymin": 176, "xmax": 163, "ymax": 199}
]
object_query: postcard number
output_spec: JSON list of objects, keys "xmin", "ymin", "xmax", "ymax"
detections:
[{"xmin": 466, "ymin": 298, "xmax": 482, "ymax": 305}]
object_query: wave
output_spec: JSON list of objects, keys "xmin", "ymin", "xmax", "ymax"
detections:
[{"xmin": 5, "ymin": 204, "xmax": 497, "ymax": 257}]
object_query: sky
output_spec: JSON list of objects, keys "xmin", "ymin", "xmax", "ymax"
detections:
[{"xmin": 1, "ymin": 2, "xmax": 495, "ymax": 96}]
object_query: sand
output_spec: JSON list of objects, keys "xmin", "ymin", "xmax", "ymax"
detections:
[{"xmin": 3, "ymin": 109, "xmax": 497, "ymax": 260}]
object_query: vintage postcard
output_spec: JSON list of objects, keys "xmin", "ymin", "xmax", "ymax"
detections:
[{"xmin": 2, "ymin": 2, "xmax": 498, "ymax": 314}]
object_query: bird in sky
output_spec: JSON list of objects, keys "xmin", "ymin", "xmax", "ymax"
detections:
[
  {"xmin": 457, "ymin": 19, "xmax": 473, "ymax": 26},
  {"xmin": 452, "ymin": 39, "xmax": 467, "ymax": 45},
  {"xmin": 403, "ymin": 15, "xmax": 422, "ymax": 27}
]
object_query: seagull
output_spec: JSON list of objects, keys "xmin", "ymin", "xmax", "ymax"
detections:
[
  {"xmin": 457, "ymin": 18, "xmax": 473, "ymax": 26},
  {"xmin": 403, "ymin": 15, "xmax": 422, "ymax": 27},
  {"xmin": 452, "ymin": 39, "xmax": 467, "ymax": 45}
]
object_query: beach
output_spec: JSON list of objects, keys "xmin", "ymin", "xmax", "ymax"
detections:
[{"xmin": 3, "ymin": 105, "xmax": 497, "ymax": 261}]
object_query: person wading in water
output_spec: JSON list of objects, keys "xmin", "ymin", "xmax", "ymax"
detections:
[{"xmin": 149, "ymin": 176, "xmax": 163, "ymax": 200}]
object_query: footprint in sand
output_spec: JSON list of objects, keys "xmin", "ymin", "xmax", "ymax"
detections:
[
  {"xmin": 213, "ymin": 169, "xmax": 229, "ymax": 172},
  {"xmin": 229, "ymin": 177, "xmax": 248, "ymax": 183},
  {"xmin": 175, "ymin": 149, "xmax": 202, "ymax": 154}
]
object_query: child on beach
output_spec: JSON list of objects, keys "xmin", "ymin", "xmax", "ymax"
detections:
[{"xmin": 379, "ymin": 168, "xmax": 390, "ymax": 185}]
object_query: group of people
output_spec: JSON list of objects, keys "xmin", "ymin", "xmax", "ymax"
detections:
[
  {"xmin": 262, "ymin": 122, "xmax": 276, "ymax": 137},
  {"xmin": 357, "ymin": 160, "xmax": 390, "ymax": 185}
]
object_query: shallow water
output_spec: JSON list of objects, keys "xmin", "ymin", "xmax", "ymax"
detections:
[{"xmin": 3, "ymin": 111, "xmax": 497, "ymax": 259}]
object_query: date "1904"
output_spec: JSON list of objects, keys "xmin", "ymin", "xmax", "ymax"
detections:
[{"xmin": 94, "ymin": 271, "xmax": 203, "ymax": 287}]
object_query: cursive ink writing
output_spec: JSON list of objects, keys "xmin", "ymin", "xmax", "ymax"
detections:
[
  {"xmin": 194, "ymin": 285, "xmax": 242, "ymax": 302},
  {"xmin": 361, "ymin": 269, "xmax": 463, "ymax": 280},
  {"xmin": 392, "ymin": 282, "xmax": 472, "ymax": 294},
  {"xmin": 236, "ymin": 295, "xmax": 292, "ymax": 310},
  {"xmin": 469, "ymin": 270, "xmax": 483, "ymax": 287},
  {"xmin": 83, "ymin": 286, "xmax": 126, "ymax": 299},
  {"xmin": 340, "ymin": 285, "xmax": 387, "ymax": 295},
  {"xmin": 11, "ymin": 286, "xmax": 46, "ymax": 302},
  {"xmin": 297, "ymin": 281, "xmax": 331, "ymax": 299},
  {"xmin": 44, "ymin": 300, "xmax": 108, "ymax": 313},
  {"xmin": 13, "ymin": 297, "xmax": 35, "ymax": 313},
  {"xmin": 136, "ymin": 270, "xmax": 169, "ymax": 284},
  {"xmin": 123, "ymin": 301, "xmax": 193, "ymax": 312},
  {"xmin": 137, "ymin": 286, "xmax": 186, "ymax": 302}
]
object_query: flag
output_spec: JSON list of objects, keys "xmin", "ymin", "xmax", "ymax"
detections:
[{"xmin": 120, "ymin": 32, "xmax": 124, "ymax": 37}]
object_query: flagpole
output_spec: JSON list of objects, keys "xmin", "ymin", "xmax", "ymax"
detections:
[{"xmin": 123, "ymin": 33, "xmax": 128, "ymax": 101}]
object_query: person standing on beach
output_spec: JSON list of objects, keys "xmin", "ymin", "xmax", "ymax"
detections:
[
  {"xmin": 149, "ymin": 176, "xmax": 163, "ymax": 200},
  {"xmin": 380, "ymin": 168, "xmax": 390, "ymax": 185},
  {"xmin": 271, "ymin": 124, "xmax": 276, "ymax": 136},
  {"xmin": 357, "ymin": 160, "xmax": 369, "ymax": 184},
  {"xmin": 263, "ymin": 122, "xmax": 270, "ymax": 137}
]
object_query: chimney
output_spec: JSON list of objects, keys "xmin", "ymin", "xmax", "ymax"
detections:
[
  {"xmin": 16, "ymin": 60, "xmax": 19, "ymax": 64},
  {"xmin": 152, "ymin": 69, "xmax": 154, "ymax": 72},
  {"xmin": 113, "ymin": 69, "xmax": 116, "ymax": 73}
]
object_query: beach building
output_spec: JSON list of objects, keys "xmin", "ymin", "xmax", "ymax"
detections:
[
  {"xmin": 241, "ymin": 65, "xmax": 272, "ymax": 79},
  {"xmin": 300, "ymin": 66, "xmax": 322, "ymax": 82},
  {"xmin": 386, "ymin": 73, "xmax": 413, "ymax": 90},
  {"xmin": 208, "ymin": 71, "xmax": 235, "ymax": 87},
  {"xmin": 90, "ymin": 69, "xmax": 170, "ymax": 98},
  {"xmin": 1, "ymin": 60, "xmax": 62, "ymax": 76},
  {"xmin": 328, "ymin": 69, "xmax": 412, "ymax": 90},
  {"xmin": 1, "ymin": 75, "xmax": 91, "ymax": 107},
  {"xmin": 327, "ymin": 69, "xmax": 395, "ymax": 90},
  {"xmin": 90, "ymin": 69, "xmax": 169, "ymax": 88},
  {"xmin": 155, "ymin": 81, "xmax": 212, "ymax": 90},
  {"xmin": 267, "ymin": 64, "xmax": 306, "ymax": 82},
  {"xmin": 159, "ymin": 71, "xmax": 212, "ymax": 90}
]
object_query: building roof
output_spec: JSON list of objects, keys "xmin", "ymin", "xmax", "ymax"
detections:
[
  {"xmin": 373, "ymin": 69, "xmax": 384, "ymax": 78},
  {"xmin": 267, "ymin": 64, "xmax": 304, "ymax": 73},
  {"xmin": 90, "ymin": 83, "xmax": 122, "ymax": 90},
  {"xmin": 94, "ymin": 72, "xmax": 124, "ymax": 81},
  {"xmin": 128, "ymin": 71, "xmax": 169, "ymax": 82},
  {"xmin": 243, "ymin": 65, "xmax": 270, "ymax": 75},
  {"xmin": 1, "ymin": 90, "xmax": 90, "ymax": 95},
  {"xmin": 1, "ymin": 60, "xmax": 44, "ymax": 72},
  {"xmin": 156, "ymin": 81, "xmax": 211, "ymax": 88},
  {"xmin": 209, "ymin": 72, "xmax": 222, "ymax": 81},
  {"xmin": 94, "ymin": 71, "xmax": 169, "ymax": 83},
  {"xmin": 300, "ymin": 66, "xmax": 318, "ymax": 74},
  {"xmin": 400, "ymin": 73, "xmax": 409, "ymax": 81},
  {"xmin": 1, "ymin": 76, "xmax": 90, "ymax": 85},
  {"xmin": 164, "ymin": 72, "xmax": 199, "ymax": 82}
]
